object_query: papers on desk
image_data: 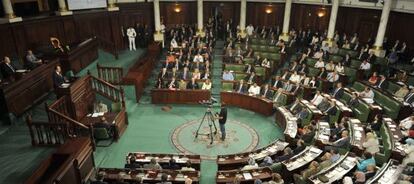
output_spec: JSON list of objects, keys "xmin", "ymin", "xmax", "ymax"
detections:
[
  {"xmin": 60, "ymin": 83, "xmax": 70, "ymax": 88},
  {"xmin": 91, "ymin": 112, "xmax": 105, "ymax": 117},
  {"xmin": 243, "ymin": 172, "xmax": 253, "ymax": 180},
  {"xmin": 362, "ymin": 98, "xmax": 374, "ymax": 104},
  {"xmin": 16, "ymin": 69, "xmax": 28, "ymax": 73}
]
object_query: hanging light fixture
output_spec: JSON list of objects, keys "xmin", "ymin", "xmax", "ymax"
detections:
[
  {"xmin": 265, "ymin": 3, "xmax": 273, "ymax": 14},
  {"xmin": 317, "ymin": 7, "xmax": 326, "ymax": 17},
  {"xmin": 174, "ymin": 2, "xmax": 181, "ymax": 13}
]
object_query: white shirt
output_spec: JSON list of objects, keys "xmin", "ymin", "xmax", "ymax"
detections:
[
  {"xmin": 360, "ymin": 62, "xmax": 371, "ymax": 70},
  {"xmin": 127, "ymin": 28, "xmax": 136, "ymax": 38},
  {"xmin": 313, "ymin": 52, "xmax": 323, "ymax": 59},
  {"xmin": 193, "ymin": 55, "xmax": 204, "ymax": 63},
  {"xmin": 311, "ymin": 94, "xmax": 324, "ymax": 106},
  {"xmin": 327, "ymin": 72, "xmax": 339, "ymax": 82},
  {"xmin": 202, "ymin": 82, "xmax": 212, "ymax": 90},
  {"xmin": 246, "ymin": 26, "xmax": 254, "ymax": 36},
  {"xmin": 248, "ymin": 85, "xmax": 261, "ymax": 95},
  {"xmin": 335, "ymin": 65, "xmax": 344, "ymax": 73},
  {"xmin": 170, "ymin": 39, "xmax": 178, "ymax": 48},
  {"xmin": 315, "ymin": 61, "xmax": 325, "ymax": 68},
  {"xmin": 360, "ymin": 90, "xmax": 374, "ymax": 99},
  {"xmin": 289, "ymin": 74, "xmax": 301, "ymax": 84},
  {"xmin": 400, "ymin": 117, "xmax": 414, "ymax": 130}
]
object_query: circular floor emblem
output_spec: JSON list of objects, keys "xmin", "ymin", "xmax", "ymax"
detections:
[{"xmin": 171, "ymin": 119, "xmax": 259, "ymax": 160}]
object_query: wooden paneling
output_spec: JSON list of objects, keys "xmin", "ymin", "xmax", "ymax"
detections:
[
  {"xmin": 160, "ymin": 2, "xmax": 196, "ymax": 27},
  {"xmin": 203, "ymin": 2, "xmax": 240, "ymax": 23},
  {"xmin": 388, "ymin": 11, "xmax": 414, "ymax": 51},
  {"xmin": 291, "ymin": 4, "xmax": 331, "ymax": 32},
  {"xmin": 246, "ymin": 3, "xmax": 284, "ymax": 27}
]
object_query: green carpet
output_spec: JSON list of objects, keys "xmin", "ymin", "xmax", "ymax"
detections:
[{"xmin": 0, "ymin": 47, "xmax": 285, "ymax": 184}]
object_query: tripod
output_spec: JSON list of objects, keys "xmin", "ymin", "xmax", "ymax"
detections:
[{"xmin": 194, "ymin": 106, "xmax": 218, "ymax": 145}]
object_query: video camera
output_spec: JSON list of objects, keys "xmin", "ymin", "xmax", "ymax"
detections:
[{"xmin": 199, "ymin": 97, "xmax": 218, "ymax": 107}]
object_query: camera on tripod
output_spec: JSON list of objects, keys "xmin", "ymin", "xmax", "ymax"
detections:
[{"xmin": 198, "ymin": 97, "xmax": 218, "ymax": 108}]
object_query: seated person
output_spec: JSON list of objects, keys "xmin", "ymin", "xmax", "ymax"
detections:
[
  {"xmin": 241, "ymin": 157, "xmax": 259, "ymax": 171},
  {"xmin": 300, "ymin": 125, "xmax": 314, "ymax": 144},
  {"xmin": 314, "ymin": 58, "xmax": 325, "ymax": 68},
  {"xmin": 310, "ymin": 90, "xmax": 324, "ymax": 106},
  {"xmin": 143, "ymin": 158, "xmax": 163, "ymax": 170},
  {"xmin": 355, "ymin": 152, "xmax": 376, "ymax": 172},
  {"xmin": 323, "ymin": 101, "xmax": 337, "ymax": 117},
  {"xmin": 25, "ymin": 49, "xmax": 42, "ymax": 69},
  {"xmin": 166, "ymin": 77, "xmax": 178, "ymax": 89},
  {"xmin": 94, "ymin": 117, "xmax": 113, "ymax": 136},
  {"xmin": 191, "ymin": 69, "xmax": 201, "ymax": 80},
  {"xmin": 178, "ymin": 79, "xmax": 187, "ymax": 90},
  {"xmin": 272, "ymin": 75, "xmax": 283, "ymax": 89},
  {"xmin": 327, "ymin": 130, "xmax": 350, "ymax": 149},
  {"xmin": 94, "ymin": 101, "xmax": 108, "ymax": 113},
  {"xmin": 248, "ymin": 83, "xmax": 261, "ymax": 96},
  {"xmin": 348, "ymin": 92, "xmax": 360, "ymax": 108},
  {"xmin": 1, "ymin": 56, "xmax": 16, "ymax": 79},
  {"xmin": 359, "ymin": 60, "xmax": 371, "ymax": 71},
  {"xmin": 155, "ymin": 78, "xmax": 165, "ymax": 89},
  {"xmin": 319, "ymin": 152, "xmax": 333, "ymax": 170},
  {"xmin": 234, "ymin": 79, "xmax": 247, "ymax": 93},
  {"xmin": 187, "ymin": 78, "xmax": 199, "ymax": 89},
  {"xmin": 163, "ymin": 158, "xmax": 180, "ymax": 170},
  {"xmin": 289, "ymin": 71, "xmax": 301, "ymax": 84},
  {"xmin": 289, "ymin": 61, "xmax": 299, "ymax": 72},
  {"xmin": 222, "ymin": 70, "xmax": 234, "ymax": 81},
  {"xmin": 298, "ymin": 63, "xmax": 308, "ymax": 73},
  {"xmin": 367, "ymin": 114, "xmax": 382, "ymax": 132},
  {"xmin": 259, "ymin": 155, "xmax": 273, "ymax": 167},
  {"xmin": 293, "ymin": 139, "xmax": 306, "ymax": 154},
  {"xmin": 327, "ymin": 71, "xmax": 339, "ymax": 83},
  {"xmin": 180, "ymin": 66, "xmax": 191, "ymax": 80},
  {"xmin": 244, "ymin": 63, "xmax": 255, "ymax": 74},
  {"xmin": 254, "ymin": 55, "xmax": 262, "ymax": 66},
  {"xmin": 296, "ymin": 108, "xmax": 309, "ymax": 125},
  {"xmin": 156, "ymin": 173, "xmax": 172, "ymax": 184},
  {"xmin": 245, "ymin": 71, "xmax": 257, "ymax": 84},
  {"xmin": 308, "ymin": 76, "xmax": 317, "ymax": 88},
  {"xmin": 181, "ymin": 161, "xmax": 196, "ymax": 171},
  {"xmin": 90, "ymin": 172, "xmax": 108, "ymax": 184},
  {"xmin": 300, "ymin": 161, "xmax": 319, "ymax": 179},
  {"xmin": 266, "ymin": 173, "xmax": 284, "ymax": 184},
  {"xmin": 330, "ymin": 149, "xmax": 340, "ymax": 162},
  {"xmin": 201, "ymin": 79, "xmax": 212, "ymax": 90},
  {"xmin": 359, "ymin": 87, "xmax": 374, "ymax": 103},
  {"xmin": 260, "ymin": 84, "xmax": 273, "ymax": 99},
  {"xmin": 261, "ymin": 58, "xmax": 271, "ymax": 68},
  {"xmin": 368, "ymin": 72, "xmax": 378, "ymax": 85},
  {"xmin": 325, "ymin": 60, "xmax": 335, "ymax": 72},
  {"xmin": 274, "ymin": 147, "xmax": 293, "ymax": 162},
  {"xmin": 362, "ymin": 132, "xmax": 380, "ymax": 155},
  {"xmin": 335, "ymin": 62, "xmax": 344, "ymax": 73},
  {"xmin": 52, "ymin": 65, "xmax": 65, "ymax": 88},
  {"xmin": 317, "ymin": 67, "xmax": 328, "ymax": 79},
  {"xmin": 375, "ymin": 75, "xmax": 388, "ymax": 89}
]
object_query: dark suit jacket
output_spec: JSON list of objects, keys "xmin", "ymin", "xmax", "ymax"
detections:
[
  {"xmin": 0, "ymin": 63, "xmax": 16, "ymax": 79},
  {"xmin": 333, "ymin": 136, "xmax": 350, "ymax": 147},
  {"xmin": 245, "ymin": 74, "xmax": 256, "ymax": 83},
  {"xmin": 260, "ymin": 88, "xmax": 273, "ymax": 99},
  {"xmin": 331, "ymin": 87, "xmax": 344, "ymax": 99},
  {"xmin": 234, "ymin": 84, "xmax": 247, "ymax": 93},
  {"xmin": 272, "ymin": 80, "xmax": 283, "ymax": 88},
  {"xmin": 52, "ymin": 71, "xmax": 65, "ymax": 88},
  {"xmin": 376, "ymin": 80, "xmax": 388, "ymax": 89},
  {"xmin": 302, "ymin": 131, "xmax": 315, "ymax": 143},
  {"xmin": 325, "ymin": 106, "xmax": 337, "ymax": 116},
  {"xmin": 318, "ymin": 71, "xmax": 327, "ymax": 79},
  {"xmin": 186, "ymin": 82, "xmax": 199, "ymax": 89},
  {"xmin": 244, "ymin": 65, "xmax": 255, "ymax": 73}
]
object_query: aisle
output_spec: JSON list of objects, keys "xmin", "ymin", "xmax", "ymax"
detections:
[{"xmin": 211, "ymin": 40, "xmax": 225, "ymax": 102}]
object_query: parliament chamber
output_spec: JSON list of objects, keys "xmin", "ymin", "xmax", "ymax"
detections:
[{"xmin": 1, "ymin": 0, "xmax": 414, "ymax": 184}]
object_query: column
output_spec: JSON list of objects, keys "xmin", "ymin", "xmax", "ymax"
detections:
[
  {"xmin": 1, "ymin": 0, "xmax": 22, "ymax": 22},
  {"xmin": 107, "ymin": 0, "xmax": 119, "ymax": 11},
  {"xmin": 153, "ymin": 0, "xmax": 164, "ymax": 42},
  {"xmin": 279, "ymin": 0, "xmax": 292, "ymax": 42},
  {"xmin": 238, "ymin": 0, "xmax": 247, "ymax": 38},
  {"xmin": 196, "ymin": 0, "xmax": 205, "ymax": 36},
  {"xmin": 370, "ymin": 0, "xmax": 392, "ymax": 57},
  {"xmin": 56, "ymin": 0, "xmax": 72, "ymax": 16},
  {"xmin": 323, "ymin": 0, "xmax": 339, "ymax": 47}
]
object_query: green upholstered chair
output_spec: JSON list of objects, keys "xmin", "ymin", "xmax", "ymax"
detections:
[
  {"xmin": 251, "ymin": 39, "xmax": 259, "ymax": 44},
  {"xmin": 255, "ymin": 67, "xmax": 266, "ymax": 77},
  {"xmin": 269, "ymin": 53, "xmax": 281, "ymax": 61},
  {"xmin": 350, "ymin": 59, "xmax": 362, "ymax": 69},
  {"xmin": 337, "ymin": 49, "xmax": 358, "ymax": 58},
  {"xmin": 222, "ymin": 82, "xmax": 234, "ymax": 92},
  {"xmin": 329, "ymin": 55, "xmax": 343, "ymax": 63},
  {"xmin": 259, "ymin": 45, "xmax": 267, "ymax": 52},
  {"xmin": 344, "ymin": 66, "xmax": 357, "ymax": 83},
  {"xmin": 244, "ymin": 57, "xmax": 254, "ymax": 65},
  {"xmin": 93, "ymin": 127, "xmax": 113, "ymax": 147},
  {"xmin": 268, "ymin": 163, "xmax": 283, "ymax": 173},
  {"xmin": 250, "ymin": 44, "xmax": 259, "ymax": 51},
  {"xmin": 267, "ymin": 46, "xmax": 279, "ymax": 53},
  {"xmin": 259, "ymin": 39, "xmax": 267, "ymax": 45},
  {"xmin": 385, "ymin": 81, "xmax": 401, "ymax": 94},
  {"xmin": 375, "ymin": 124, "xmax": 392, "ymax": 166},
  {"xmin": 306, "ymin": 58, "xmax": 318, "ymax": 67},
  {"xmin": 234, "ymin": 73, "xmax": 247, "ymax": 81},
  {"xmin": 225, "ymin": 64, "xmax": 245, "ymax": 72},
  {"xmin": 261, "ymin": 52, "xmax": 270, "ymax": 59},
  {"xmin": 329, "ymin": 107, "xmax": 341, "ymax": 125},
  {"xmin": 308, "ymin": 67, "xmax": 320, "ymax": 77},
  {"xmin": 407, "ymin": 75, "xmax": 414, "ymax": 86},
  {"xmin": 354, "ymin": 102, "xmax": 370, "ymax": 123},
  {"xmin": 293, "ymin": 174, "xmax": 308, "ymax": 184}
]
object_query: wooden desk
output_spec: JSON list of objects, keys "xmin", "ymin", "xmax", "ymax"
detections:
[
  {"xmin": 217, "ymin": 140, "xmax": 288, "ymax": 170},
  {"xmin": 348, "ymin": 118, "xmax": 365, "ymax": 155},
  {"xmin": 382, "ymin": 118, "xmax": 405, "ymax": 161},
  {"xmin": 0, "ymin": 59, "xmax": 59, "ymax": 123},
  {"xmin": 81, "ymin": 112, "xmax": 127, "ymax": 141},
  {"xmin": 221, "ymin": 92, "xmax": 274, "ymax": 116},
  {"xmin": 282, "ymin": 146, "xmax": 323, "ymax": 171},
  {"xmin": 126, "ymin": 152, "xmax": 201, "ymax": 170},
  {"xmin": 26, "ymin": 138, "xmax": 95, "ymax": 184},
  {"xmin": 151, "ymin": 89, "xmax": 211, "ymax": 104},
  {"xmin": 99, "ymin": 168, "xmax": 200, "ymax": 184},
  {"xmin": 59, "ymin": 38, "xmax": 99, "ymax": 73},
  {"xmin": 216, "ymin": 168, "xmax": 273, "ymax": 184},
  {"xmin": 315, "ymin": 121, "xmax": 331, "ymax": 147},
  {"xmin": 275, "ymin": 106, "xmax": 298, "ymax": 142},
  {"xmin": 300, "ymin": 99, "xmax": 323, "ymax": 120},
  {"xmin": 367, "ymin": 159, "xmax": 404, "ymax": 184},
  {"xmin": 309, "ymin": 154, "xmax": 357, "ymax": 184}
]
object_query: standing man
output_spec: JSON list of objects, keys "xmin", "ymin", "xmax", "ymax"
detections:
[
  {"xmin": 127, "ymin": 27, "xmax": 137, "ymax": 51},
  {"xmin": 217, "ymin": 103, "xmax": 228, "ymax": 141}
]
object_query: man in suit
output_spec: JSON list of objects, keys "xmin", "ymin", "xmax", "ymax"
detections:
[
  {"xmin": 404, "ymin": 88, "xmax": 414, "ymax": 105},
  {"xmin": 25, "ymin": 50, "xmax": 42, "ymax": 69},
  {"xmin": 52, "ymin": 65, "xmax": 65, "ymax": 88},
  {"xmin": 244, "ymin": 64, "xmax": 255, "ymax": 74},
  {"xmin": 318, "ymin": 68, "xmax": 327, "ymax": 79},
  {"xmin": 327, "ymin": 130, "xmax": 350, "ymax": 150},
  {"xmin": 167, "ymin": 78, "xmax": 178, "ymax": 89},
  {"xmin": 91, "ymin": 172, "xmax": 108, "ymax": 184},
  {"xmin": 272, "ymin": 75, "xmax": 283, "ymax": 89},
  {"xmin": 296, "ymin": 107, "xmax": 309, "ymax": 122},
  {"xmin": 1, "ymin": 56, "xmax": 16, "ymax": 79},
  {"xmin": 260, "ymin": 84, "xmax": 273, "ymax": 99},
  {"xmin": 234, "ymin": 79, "xmax": 247, "ymax": 93},
  {"xmin": 186, "ymin": 78, "xmax": 199, "ymax": 89},
  {"xmin": 180, "ymin": 66, "xmax": 191, "ymax": 80},
  {"xmin": 156, "ymin": 173, "xmax": 172, "ymax": 184},
  {"xmin": 283, "ymin": 81, "xmax": 294, "ymax": 93},
  {"xmin": 348, "ymin": 92, "xmax": 360, "ymax": 108},
  {"xmin": 375, "ymin": 75, "xmax": 388, "ymax": 89},
  {"xmin": 245, "ymin": 72, "xmax": 256, "ymax": 84},
  {"xmin": 323, "ymin": 101, "xmax": 337, "ymax": 118},
  {"xmin": 253, "ymin": 55, "xmax": 262, "ymax": 66},
  {"xmin": 331, "ymin": 82, "xmax": 344, "ymax": 99}
]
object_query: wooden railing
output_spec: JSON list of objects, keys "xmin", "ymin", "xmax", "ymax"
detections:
[
  {"xmin": 97, "ymin": 64, "xmax": 124, "ymax": 85},
  {"xmin": 90, "ymin": 75, "xmax": 126, "ymax": 108},
  {"xmin": 95, "ymin": 36, "xmax": 119, "ymax": 59}
]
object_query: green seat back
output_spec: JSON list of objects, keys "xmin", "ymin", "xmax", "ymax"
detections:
[
  {"xmin": 222, "ymin": 82, "xmax": 234, "ymax": 91},
  {"xmin": 267, "ymin": 46, "xmax": 279, "ymax": 53},
  {"xmin": 259, "ymin": 39, "xmax": 267, "ymax": 45},
  {"xmin": 250, "ymin": 45, "xmax": 259, "ymax": 51},
  {"xmin": 234, "ymin": 73, "xmax": 247, "ymax": 81},
  {"xmin": 306, "ymin": 58, "xmax": 318, "ymax": 67},
  {"xmin": 308, "ymin": 67, "xmax": 320, "ymax": 77},
  {"xmin": 329, "ymin": 55, "xmax": 343, "ymax": 63},
  {"xmin": 269, "ymin": 163, "xmax": 283, "ymax": 173},
  {"xmin": 259, "ymin": 45, "xmax": 267, "ymax": 52},
  {"xmin": 375, "ymin": 124, "xmax": 392, "ymax": 166},
  {"xmin": 255, "ymin": 67, "xmax": 266, "ymax": 76},
  {"xmin": 407, "ymin": 75, "xmax": 414, "ymax": 87},
  {"xmin": 111, "ymin": 102, "xmax": 122, "ymax": 112},
  {"xmin": 225, "ymin": 64, "xmax": 245, "ymax": 72},
  {"xmin": 261, "ymin": 52, "xmax": 270, "ymax": 59},
  {"xmin": 354, "ymin": 102, "xmax": 370, "ymax": 123},
  {"xmin": 94, "ymin": 127, "xmax": 110, "ymax": 140},
  {"xmin": 352, "ymin": 81, "xmax": 366, "ymax": 92},
  {"xmin": 385, "ymin": 82, "xmax": 401, "ymax": 94},
  {"xmin": 269, "ymin": 53, "xmax": 281, "ymax": 61},
  {"xmin": 350, "ymin": 59, "xmax": 362, "ymax": 69},
  {"xmin": 244, "ymin": 57, "xmax": 254, "ymax": 65},
  {"xmin": 344, "ymin": 66, "xmax": 357, "ymax": 83},
  {"xmin": 251, "ymin": 39, "xmax": 259, "ymax": 44}
]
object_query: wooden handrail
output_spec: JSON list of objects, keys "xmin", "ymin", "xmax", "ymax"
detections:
[
  {"xmin": 48, "ymin": 108, "xmax": 89, "ymax": 129},
  {"xmin": 90, "ymin": 74, "xmax": 126, "ymax": 107},
  {"xmin": 97, "ymin": 64, "xmax": 124, "ymax": 85}
]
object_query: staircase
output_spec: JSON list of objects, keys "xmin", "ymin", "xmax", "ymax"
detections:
[{"xmin": 211, "ymin": 41, "xmax": 225, "ymax": 103}]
